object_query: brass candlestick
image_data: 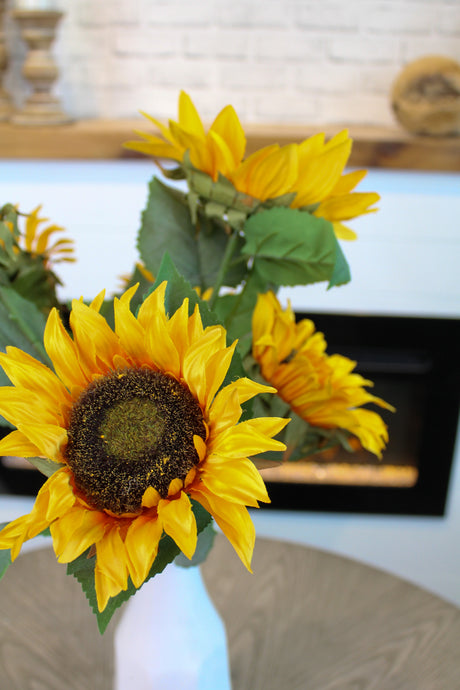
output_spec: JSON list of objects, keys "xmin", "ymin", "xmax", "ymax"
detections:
[
  {"xmin": 0, "ymin": 0, "xmax": 13, "ymax": 120},
  {"xmin": 11, "ymin": 8, "xmax": 71, "ymax": 125}
]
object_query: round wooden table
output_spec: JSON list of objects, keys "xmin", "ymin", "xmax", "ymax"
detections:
[{"xmin": 0, "ymin": 535, "xmax": 459, "ymax": 689}]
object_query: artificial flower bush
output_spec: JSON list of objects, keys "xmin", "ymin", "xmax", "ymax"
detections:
[{"xmin": 0, "ymin": 92, "xmax": 393, "ymax": 632}]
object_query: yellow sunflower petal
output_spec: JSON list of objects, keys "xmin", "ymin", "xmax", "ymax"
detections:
[
  {"xmin": 146, "ymin": 312, "xmax": 180, "ymax": 377},
  {"xmin": 0, "ymin": 514, "xmax": 32, "ymax": 560},
  {"xmin": 52, "ymin": 507, "xmax": 107, "ymax": 563},
  {"xmin": 211, "ymin": 416, "xmax": 289, "ymax": 457},
  {"xmin": 178, "ymin": 90, "xmax": 206, "ymax": 139},
  {"xmin": 210, "ymin": 104, "xmax": 246, "ymax": 168},
  {"xmin": 0, "ymin": 347, "xmax": 71, "ymax": 410},
  {"xmin": 0, "ymin": 429, "xmax": 42, "ymax": 458},
  {"xmin": 17, "ymin": 422, "xmax": 67, "ymax": 462},
  {"xmin": 114, "ymin": 295, "xmax": 149, "ymax": 364},
  {"xmin": 44, "ymin": 307, "xmax": 87, "ymax": 390},
  {"xmin": 0, "ymin": 387, "xmax": 57, "ymax": 428},
  {"xmin": 190, "ymin": 487, "xmax": 255, "ymax": 571},
  {"xmin": 201, "ymin": 456, "xmax": 270, "ymax": 506},
  {"xmin": 314, "ymin": 192, "xmax": 380, "ymax": 222},
  {"xmin": 124, "ymin": 514, "xmax": 163, "ymax": 588},
  {"xmin": 95, "ymin": 526, "xmax": 130, "ymax": 603},
  {"xmin": 332, "ymin": 222, "xmax": 358, "ymax": 240},
  {"xmin": 69, "ymin": 299, "xmax": 122, "ymax": 376},
  {"xmin": 136, "ymin": 281, "xmax": 167, "ymax": 330},
  {"xmin": 158, "ymin": 492, "xmax": 197, "ymax": 560}
]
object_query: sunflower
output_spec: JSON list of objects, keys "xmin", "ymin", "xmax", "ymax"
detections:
[
  {"xmin": 125, "ymin": 91, "xmax": 379, "ymax": 239},
  {"xmin": 125, "ymin": 90, "xmax": 246, "ymax": 182},
  {"xmin": 0, "ymin": 282, "xmax": 287, "ymax": 611},
  {"xmin": 252, "ymin": 291, "xmax": 394, "ymax": 458},
  {"xmin": 22, "ymin": 205, "xmax": 75, "ymax": 266}
]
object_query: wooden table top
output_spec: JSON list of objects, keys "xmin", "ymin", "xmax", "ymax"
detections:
[{"xmin": 0, "ymin": 536, "xmax": 459, "ymax": 689}]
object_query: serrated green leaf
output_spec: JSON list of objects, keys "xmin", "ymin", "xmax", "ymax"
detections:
[
  {"xmin": 0, "ymin": 547, "xmax": 11, "ymax": 581},
  {"xmin": 197, "ymin": 216, "xmax": 247, "ymax": 288},
  {"xmin": 0, "ymin": 287, "xmax": 49, "ymax": 363},
  {"xmin": 214, "ymin": 268, "xmax": 270, "ymax": 357},
  {"xmin": 0, "ymin": 221, "xmax": 18, "ymax": 261},
  {"xmin": 68, "ymin": 499, "xmax": 213, "ymax": 634},
  {"xmin": 138, "ymin": 176, "xmax": 246, "ymax": 291},
  {"xmin": 328, "ymin": 236, "xmax": 351, "ymax": 288},
  {"xmin": 243, "ymin": 207, "xmax": 340, "ymax": 287},
  {"xmin": 0, "ymin": 522, "xmax": 12, "ymax": 581},
  {"xmin": 138, "ymin": 177, "xmax": 201, "ymax": 287}
]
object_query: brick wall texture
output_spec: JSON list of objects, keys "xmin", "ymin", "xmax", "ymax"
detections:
[{"xmin": 5, "ymin": 0, "xmax": 460, "ymax": 127}]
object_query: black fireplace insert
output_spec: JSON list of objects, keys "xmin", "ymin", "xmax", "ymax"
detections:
[{"xmin": 260, "ymin": 313, "xmax": 460, "ymax": 517}]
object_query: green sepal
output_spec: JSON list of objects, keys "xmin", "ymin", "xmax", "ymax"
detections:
[
  {"xmin": 27, "ymin": 456, "xmax": 64, "ymax": 478},
  {"xmin": 67, "ymin": 499, "xmax": 213, "ymax": 635},
  {"xmin": 138, "ymin": 176, "xmax": 247, "ymax": 290},
  {"xmin": 183, "ymin": 155, "xmax": 261, "ymax": 223},
  {"xmin": 242, "ymin": 207, "xmax": 350, "ymax": 288}
]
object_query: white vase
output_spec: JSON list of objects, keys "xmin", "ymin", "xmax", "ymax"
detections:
[{"xmin": 114, "ymin": 562, "xmax": 232, "ymax": 690}]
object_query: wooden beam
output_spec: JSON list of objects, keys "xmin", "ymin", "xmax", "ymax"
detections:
[{"xmin": 0, "ymin": 118, "xmax": 459, "ymax": 171}]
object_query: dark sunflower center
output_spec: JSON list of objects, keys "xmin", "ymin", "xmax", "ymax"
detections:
[{"xmin": 64, "ymin": 368, "xmax": 206, "ymax": 514}]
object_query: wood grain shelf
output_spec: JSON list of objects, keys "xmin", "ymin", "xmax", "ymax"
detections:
[{"xmin": 1, "ymin": 118, "xmax": 459, "ymax": 171}]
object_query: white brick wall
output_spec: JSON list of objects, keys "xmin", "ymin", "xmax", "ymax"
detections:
[{"xmin": 3, "ymin": 0, "xmax": 460, "ymax": 126}]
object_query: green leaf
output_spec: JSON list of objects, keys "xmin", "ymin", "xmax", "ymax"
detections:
[
  {"xmin": 68, "ymin": 499, "xmax": 213, "ymax": 634},
  {"xmin": 0, "ymin": 286, "xmax": 49, "ymax": 364},
  {"xmin": 196, "ymin": 212, "xmax": 247, "ymax": 289},
  {"xmin": 0, "ymin": 287, "xmax": 50, "ymax": 426},
  {"xmin": 0, "ymin": 547, "xmax": 11, "ymax": 581},
  {"xmin": 242, "ymin": 207, "xmax": 343, "ymax": 288},
  {"xmin": 213, "ymin": 268, "xmax": 271, "ymax": 356},
  {"xmin": 328, "ymin": 236, "xmax": 351, "ymax": 288},
  {"xmin": 0, "ymin": 221, "xmax": 18, "ymax": 262},
  {"xmin": 138, "ymin": 177, "xmax": 201, "ymax": 287},
  {"xmin": 138, "ymin": 176, "xmax": 247, "ymax": 291},
  {"xmin": 0, "ymin": 523, "xmax": 11, "ymax": 582}
]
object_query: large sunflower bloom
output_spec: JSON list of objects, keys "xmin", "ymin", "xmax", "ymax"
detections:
[
  {"xmin": 125, "ymin": 91, "xmax": 379, "ymax": 239},
  {"xmin": 0, "ymin": 283, "xmax": 287, "ymax": 611},
  {"xmin": 252, "ymin": 292, "xmax": 394, "ymax": 458}
]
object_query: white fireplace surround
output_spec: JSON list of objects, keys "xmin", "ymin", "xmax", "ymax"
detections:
[{"xmin": 0, "ymin": 159, "xmax": 459, "ymax": 607}]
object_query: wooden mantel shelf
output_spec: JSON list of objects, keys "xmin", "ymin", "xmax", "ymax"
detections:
[{"xmin": 1, "ymin": 118, "xmax": 459, "ymax": 171}]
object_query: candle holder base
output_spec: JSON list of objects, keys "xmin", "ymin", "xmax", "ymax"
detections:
[
  {"xmin": 12, "ymin": 9, "xmax": 71, "ymax": 127},
  {"xmin": 11, "ymin": 94, "xmax": 72, "ymax": 126}
]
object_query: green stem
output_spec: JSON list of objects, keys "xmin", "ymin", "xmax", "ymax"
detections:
[{"xmin": 208, "ymin": 230, "xmax": 240, "ymax": 311}]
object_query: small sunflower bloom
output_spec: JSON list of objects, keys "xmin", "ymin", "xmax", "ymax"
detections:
[
  {"xmin": 22, "ymin": 205, "xmax": 75, "ymax": 266},
  {"xmin": 125, "ymin": 91, "xmax": 379, "ymax": 238},
  {"xmin": 0, "ymin": 283, "xmax": 287, "ymax": 611},
  {"xmin": 125, "ymin": 90, "xmax": 246, "ymax": 182},
  {"xmin": 252, "ymin": 291, "xmax": 394, "ymax": 458}
]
